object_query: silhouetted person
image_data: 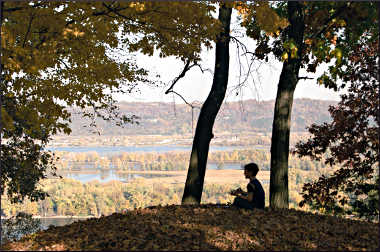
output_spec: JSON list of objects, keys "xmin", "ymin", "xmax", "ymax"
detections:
[{"xmin": 230, "ymin": 163, "xmax": 265, "ymax": 210}]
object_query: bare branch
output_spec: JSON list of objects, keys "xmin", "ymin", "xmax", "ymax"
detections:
[
  {"xmin": 298, "ymin": 76, "xmax": 314, "ymax": 81},
  {"xmin": 194, "ymin": 64, "xmax": 213, "ymax": 76},
  {"xmin": 169, "ymin": 90, "xmax": 201, "ymax": 109},
  {"xmin": 230, "ymin": 36, "xmax": 256, "ymax": 56},
  {"xmin": 57, "ymin": 58, "xmax": 69, "ymax": 70},
  {"xmin": 3, "ymin": 2, "xmax": 47, "ymax": 12},
  {"xmin": 165, "ymin": 59, "xmax": 191, "ymax": 94},
  {"xmin": 229, "ymin": 35, "xmax": 267, "ymax": 90},
  {"xmin": 164, "ymin": 60, "xmax": 202, "ymax": 110},
  {"xmin": 164, "ymin": 59, "xmax": 207, "ymax": 112},
  {"xmin": 165, "ymin": 59, "xmax": 210, "ymax": 94},
  {"xmin": 22, "ymin": 13, "xmax": 34, "ymax": 48}
]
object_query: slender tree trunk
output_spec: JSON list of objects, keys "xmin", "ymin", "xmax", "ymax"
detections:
[
  {"xmin": 0, "ymin": 1, "xmax": 4, "ymax": 246},
  {"xmin": 182, "ymin": 4, "xmax": 232, "ymax": 205},
  {"xmin": 270, "ymin": 2, "xmax": 304, "ymax": 209},
  {"xmin": 378, "ymin": 2, "xmax": 380, "ymax": 88},
  {"xmin": 377, "ymin": 1, "xmax": 380, "ymax": 217}
]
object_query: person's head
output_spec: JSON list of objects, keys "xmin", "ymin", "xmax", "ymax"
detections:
[{"xmin": 244, "ymin": 163, "xmax": 259, "ymax": 179}]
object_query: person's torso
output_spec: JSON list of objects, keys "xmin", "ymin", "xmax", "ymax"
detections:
[{"xmin": 247, "ymin": 178, "xmax": 265, "ymax": 209}]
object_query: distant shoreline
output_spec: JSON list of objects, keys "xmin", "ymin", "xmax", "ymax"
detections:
[
  {"xmin": 33, "ymin": 215, "xmax": 95, "ymax": 219},
  {"xmin": 45, "ymin": 144, "xmax": 269, "ymax": 151},
  {"xmin": 1, "ymin": 215, "xmax": 95, "ymax": 220}
]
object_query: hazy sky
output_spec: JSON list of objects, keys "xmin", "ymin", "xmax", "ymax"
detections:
[
  {"xmin": 116, "ymin": 49, "xmax": 345, "ymax": 105},
  {"xmin": 115, "ymin": 10, "xmax": 346, "ymax": 104}
]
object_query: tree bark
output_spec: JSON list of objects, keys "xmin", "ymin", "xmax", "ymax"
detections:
[
  {"xmin": 182, "ymin": 4, "xmax": 231, "ymax": 205},
  {"xmin": 270, "ymin": 2, "xmax": 304, "ymax": 209},
  {"xmin": 0, "ymin": 1, "xmax": 4, "ymax": 246},
  {"xmin": 378, "ymin": 2, "xmax": 380, "ymax": 88}
]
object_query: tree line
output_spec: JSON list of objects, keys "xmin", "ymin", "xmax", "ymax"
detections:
[
  {"xmin": 53, "ymin": 149, "xmax": 336, "ymax": 173},
  {"xmin": 1, "ymin": 166, "xmax": 321, "ymax": 218},
  {"xmin": 48, "ymin": 132, "xmax": 312, "ymax": 149},
  {"xmin": 0, "ymin": 179, "xmax": 240, "ymax": 218}
]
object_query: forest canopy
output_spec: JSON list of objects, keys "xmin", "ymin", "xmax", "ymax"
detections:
[{"xmin": 0, "ymin": 1, "xmax": 219, "ymax": 203}]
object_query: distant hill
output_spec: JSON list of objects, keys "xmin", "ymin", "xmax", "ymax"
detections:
[{"xmin": 66, "ymin": 99, "xmax": 337, "ymax": 136}]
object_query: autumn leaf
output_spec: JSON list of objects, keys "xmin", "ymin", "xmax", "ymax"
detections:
[{"xmin": 1, "ymin": 204, "xmax": 378, "ymax": 251}]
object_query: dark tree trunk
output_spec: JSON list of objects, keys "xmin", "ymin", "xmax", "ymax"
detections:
[
  {"xmin": 270, "ymin": 2, "xmax": 305, "ymax": 209},
  {"xmin": 182, "ymin": 4, "xmax": 232, "ymax": 205},
  {"xmin": 378, "ymin": 2, "xmax": 380, "ymax": 86},
  {"xmin": 0, "ymin": 1, "xmax": 4, "ymax": 246}
]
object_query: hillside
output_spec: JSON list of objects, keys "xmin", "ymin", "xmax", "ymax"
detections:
[
  {"xmin": 66, "ymin": 98, "xmax": 336, "ymax": 136},
  {"xmin": 2, "ymin": 204, "xmax": 378, "ymax": 251}
]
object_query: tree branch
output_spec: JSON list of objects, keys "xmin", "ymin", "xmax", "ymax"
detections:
[
  {"xmin": 22, "ymin": 13, "xmax": 34, "ymax": 48},
  {"xmin": 298, "ymin": 76, "xmax": 314, "ymax": 80},
  {"xmin": 164, "ymin": 59, "xmax": 210, "ymax": 95},
  {"xmin": 3, "ymin": 2, "xmax": 49, "ymax": 13},
  {"xmin": 4, "ymin": 6, "xmax": 24, "ymax": 12},
  {"xmin": 101, "ymin": 2, "xmax": 178, "ymax": 33},
  {"xmin": 164, "ymin": 60, "xmax": 191, "ymax": 94},
  {"xmin": 230, "ymin": 36, "xmax": 256, "ymax": 56},
  {"xmin": 168, "ymin": 90, "xmax": 200, "ymax": 109},
  {"xmin": 57, "ymin": 58, "xmax": 69, "ymax": 70},
  {"xmin": 229, "ymin": 35, "xmax": 266, "ymax": 96},
  {"xmin": 194, "ymin": 64, "xmax": 213, "ymax": 76},
  {"xmin": 310, "ymin": 2, "xmax": 350, "ymax": 40}
]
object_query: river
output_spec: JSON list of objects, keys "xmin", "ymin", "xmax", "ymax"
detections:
[
  {"xmin": 49, "ymin": 145, "xmax": 263, "ymax": 183},
  {"xmin": 2, "ymin": 145, "xmax": 268, "ymax": 241},
  {"xmin": 46, "ymin": 145, "xmax": 262, "ymax": 155},
  {"xmin": 58, "ymin": 163, "xmax": 244, "ymax": 184},
  {"xmin": 1, "ymin": 217, "xmax": 89, "ymax": 243}
]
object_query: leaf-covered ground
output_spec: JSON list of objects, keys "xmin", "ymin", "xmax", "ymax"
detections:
[{"xmin": 2, "ymin": 204, "xmax": 378, "ymax": 251}]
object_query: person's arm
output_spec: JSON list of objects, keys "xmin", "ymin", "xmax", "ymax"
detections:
[
  {"xmin": 238, "ymin": 191, "xmax": 253, "ymax": 202},
  {"xmin": 230, "ymin": 188, "xmax": 254, "ymax": 202},
  {"xmin": 230, "ymin": 187, "xmax": 243, "ymax": 196},
  {"xmin": 239, "ymin": 183, "xmax": 255, "ymax": 202}
]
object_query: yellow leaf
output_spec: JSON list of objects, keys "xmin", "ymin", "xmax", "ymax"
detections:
[{"xmin": 281, "ymin": 52, "xmax": 288, "ymax": 61}]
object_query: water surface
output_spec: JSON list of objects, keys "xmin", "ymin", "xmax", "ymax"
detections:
[{"xmin": 46, "ymin": 145, "xmax": 260, "ymax": 155}]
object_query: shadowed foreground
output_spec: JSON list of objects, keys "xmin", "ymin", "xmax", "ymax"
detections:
[{"xmin": 1, "ymin": 204, "xmax": 378, "ymax": 251}]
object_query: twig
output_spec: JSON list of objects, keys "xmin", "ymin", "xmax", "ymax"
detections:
[
  {"xmin": 194, "ymin": 64, "xmax": 213, "ymax": 76},
  {"xmin": 230, "ymin": 36, "xmax": 256, "ymax": 56},
  {"xmin": 169, "ymin": 90, "xmax": 201, "ymax": 109},
  {"xmin": 57, "ymin": 58, "xmax": 69, "ymax": 70},
  {"xmin": 298, "ymin": 76, "xmax": 314, "ymax": 80},
  {"xmin": 22, "ymin": 13, "xmax": 34, "ymax": 48}
]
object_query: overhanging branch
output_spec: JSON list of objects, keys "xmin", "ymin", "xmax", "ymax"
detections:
[
  {"xmin": 164, "ymin": 59, "xmax": 209, "ymax": 103},
  {"xmin": 164, "ymin": 59, "xmax": 204, "ymax": 110},
  {"xmin": 165, "ymin": 59, "xmax": 191, "ymax": 95}
]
